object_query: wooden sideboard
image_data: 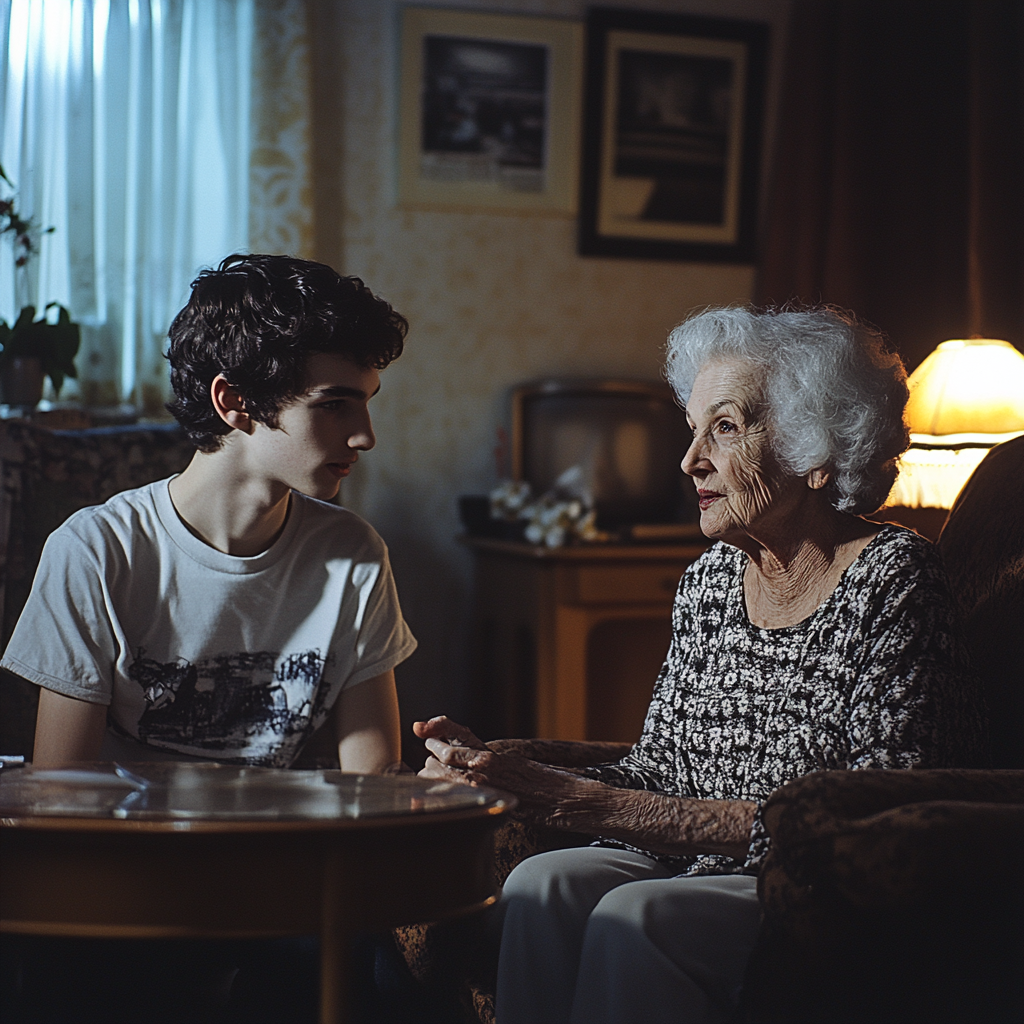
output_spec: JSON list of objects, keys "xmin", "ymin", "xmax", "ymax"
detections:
[{"xmin": 463, "ymin": 537, "xmax": 709, "ymax": 743}]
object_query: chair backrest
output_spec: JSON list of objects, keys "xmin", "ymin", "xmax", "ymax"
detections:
[
  {"xmin": 0, "ymin": 419, "xmax": 196, "ymax": 756},
  {"xmin": 938, "ymin": 434, "xmax": 1024, "ymax": 768}
]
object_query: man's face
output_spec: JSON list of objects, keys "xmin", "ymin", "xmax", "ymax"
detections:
[{"xmin": 248, "ymin": 351, "xmax": 380, "ymax": 502}]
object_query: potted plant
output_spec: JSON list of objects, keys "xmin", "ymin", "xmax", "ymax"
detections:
[{"xmin": 0, "ymin": 164, "xmax": 80, "ymax": 409}]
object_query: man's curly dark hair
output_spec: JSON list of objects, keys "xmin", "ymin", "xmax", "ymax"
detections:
[{"xmin": 166, "ymin": 254, "xmax": 408, "ymax": 451}]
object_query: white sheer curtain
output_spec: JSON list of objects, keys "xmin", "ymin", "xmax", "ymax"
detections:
[{"xmin": 1, "ymin": 0, "xmax": 253, "ymax": 411}]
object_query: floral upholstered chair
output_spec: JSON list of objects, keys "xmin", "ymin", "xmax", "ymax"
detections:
[{"xmin": 0, "ymin": 419, "xmax": 196, "ymax": 757}]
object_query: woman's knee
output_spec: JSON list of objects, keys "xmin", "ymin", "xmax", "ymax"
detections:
[
  {"xmin": 503, "ymin": 848, "xmax": 588, "ymax": 903},
  {"xmin": 590, "ymin": 876, "xmax": 760, "ymax": 946},
  {"xmin": 503, "ymin": 847, "xmax": 668, "ymax": 912}
]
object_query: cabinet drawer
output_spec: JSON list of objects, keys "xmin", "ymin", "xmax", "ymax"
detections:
[{"xmin": 572, "ymin": 563, "xmax": 687, "ymax": 604}]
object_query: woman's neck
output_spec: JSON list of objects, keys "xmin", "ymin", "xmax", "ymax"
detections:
[{"xmin": 740, "ymin": 509, "xmax": 879, "ymax": 629}]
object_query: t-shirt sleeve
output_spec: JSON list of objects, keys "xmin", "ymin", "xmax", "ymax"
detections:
[
  {"xmin": 0, "ymin": 521, "xmax": 118, "ymax": 705},
  {"xmin": 845, "ymin": 538, "xmax": 987, "ymax": 770},
  {"xmin": 341, "ymin": 545, "xmax": 417, "ymax": 689}
]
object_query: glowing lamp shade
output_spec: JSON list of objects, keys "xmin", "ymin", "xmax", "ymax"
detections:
[
  {"xmin": 890, "ymin": 339, "xmax": 1024, "ymax": 509},
  {"xmin": 904, "ymin": 339, "xmax": 1024, "ymax": 438}
]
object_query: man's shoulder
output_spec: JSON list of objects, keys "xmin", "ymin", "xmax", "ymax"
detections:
[
  {"xmin": 289, "ymin": 492, "xmax": 388, "ymax": 559},
  {"xmin": 48, "ymin": 478, "xmax": 168, "ymax": 551}
]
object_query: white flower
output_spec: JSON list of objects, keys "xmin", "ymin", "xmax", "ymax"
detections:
[
  {"xmin": 489, "ymin": 479, "xmax": 533, "ymax": 519},
  {"xmin": 490, "ymin": 477, "xmax": 606, "ymax": 547},
  {"xmin": 544, "ymin": 524, "xmax": 566, "ymax": 548},
  {"xmin": 524, "ymin": 522, "xmax": 545, "ymax": 545}
]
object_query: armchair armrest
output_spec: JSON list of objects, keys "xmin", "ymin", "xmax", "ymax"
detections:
[
  {"xmin": 742, "ymin": 769, "xmax": 1024, "ymax": 1024},
  {"xmin": 759, "ymin": 768, "xmax": 1024, "ymax": 917}
]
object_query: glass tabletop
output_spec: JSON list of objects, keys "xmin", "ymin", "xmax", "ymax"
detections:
[{"xmin": 0, "ymin": 762, "xmax": 508, "ymax": 821}]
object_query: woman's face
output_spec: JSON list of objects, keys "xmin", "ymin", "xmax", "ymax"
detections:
[{"xmin": 682, "ymin": 359, "xmax": 795, "ymax": 543}]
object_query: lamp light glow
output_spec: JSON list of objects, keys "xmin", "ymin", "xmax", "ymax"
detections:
[
  {"xmin": 904, "ymin": 339, "xmax": 1024, "ymax": 436},
  {"xmin": 889, "ymin": 338, "xmax": 1024, "ymax": 509}
]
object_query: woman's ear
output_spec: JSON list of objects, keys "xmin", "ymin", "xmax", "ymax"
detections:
[
  {"xmin": 210, "ymin": 374, "xmax": 253, "ymax": 433},
  {"xmin": 807, "ymin": 468, "xmax": 831, "ymax": 490}
]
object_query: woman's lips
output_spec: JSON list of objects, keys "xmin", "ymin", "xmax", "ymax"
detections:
[
  {"xmin": 327, "ymin": 462, "xmax": 353, "ymax": 479},
  {"xmin": 697, "ymin": 490, "xmax": 724, "ymax": 510}
]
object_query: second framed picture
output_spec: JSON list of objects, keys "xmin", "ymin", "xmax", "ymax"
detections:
[
  {"xmin": 398, "ymin": 7, "xmax": 584, "ymax": 215},
  {"xmin": 579, "ymin": 8, "xmax": 769, "ymax": 262}
]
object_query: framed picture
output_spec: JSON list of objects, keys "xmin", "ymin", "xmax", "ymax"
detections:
[
  {"xmin": 398, "ymin": 8, "xmax": 583, "ymax": 215},
  {"xmin": 579, "ymin": 8, "xmax": 769, "ymax": 262}
]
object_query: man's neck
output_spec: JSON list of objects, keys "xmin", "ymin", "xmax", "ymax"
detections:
[{"xmin": 168, "ymin": 448, "xmax": 292, "ymax": 557}]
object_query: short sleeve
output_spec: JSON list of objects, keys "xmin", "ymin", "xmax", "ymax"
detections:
[
  {"xmin": 1, "ymin": 522, "xmax": 119, "ymax": 704},
  {"xmin": 342, "ymin": 545, "xmax": 417, "ymax": 689}
]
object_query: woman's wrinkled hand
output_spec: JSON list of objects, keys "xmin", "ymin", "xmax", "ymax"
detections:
[
  {"xmin": 413, "ymin": 715, "xmax": 492, "ymax": 789},
  {"xmin": 413, "ymin": 716, "xmax": 488, "ymax": 753},
  {"xmin": 413, "ymin": 716, "xmax": 603, "ymax": 828},
  {"xmin": 411, "ymin": 717, "xmax": 756, "ymax": 856},
  {"xmin": 414, "ymin": 715, "xmax": 497, "ymax": 787}
]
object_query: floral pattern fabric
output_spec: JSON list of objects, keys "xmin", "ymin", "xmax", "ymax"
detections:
[{"xmin": 0, "ymin": 420, "xmax": 197, "ymax": 756}]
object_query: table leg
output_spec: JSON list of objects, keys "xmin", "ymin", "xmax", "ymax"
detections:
[{"xmin": 320, "ymin": 849, "xmax": 352, "ymax": 1024}]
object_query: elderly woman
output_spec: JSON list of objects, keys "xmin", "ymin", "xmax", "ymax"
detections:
[{"xmin": 417, "ymin": 306, "xmax": 984, "ymax": 1024}]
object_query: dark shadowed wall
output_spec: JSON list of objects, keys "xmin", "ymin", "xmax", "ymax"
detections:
[{"xmin": 756, "ymin": 0, "xmax": 1024, "ymax": 370}]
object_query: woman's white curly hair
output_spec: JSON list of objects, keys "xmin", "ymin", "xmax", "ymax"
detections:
[{"xmin": 665, "ymin": 305, "xmax": 910, "ymax": 515}]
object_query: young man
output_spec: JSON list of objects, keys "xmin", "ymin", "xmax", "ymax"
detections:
[{"xmin": 3, "ymin": 254, "xmax": 416, "ymax": 772}]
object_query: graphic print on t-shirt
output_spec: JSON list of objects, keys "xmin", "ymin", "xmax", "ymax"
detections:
[{"xmin": 128, "ymin": 648, "xmax": 333, "ymax": 755}]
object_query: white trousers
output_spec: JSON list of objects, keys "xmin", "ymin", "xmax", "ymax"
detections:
[{"xmin": 495, "ymin": 847, "xmax": 761, "ymax": 1024}]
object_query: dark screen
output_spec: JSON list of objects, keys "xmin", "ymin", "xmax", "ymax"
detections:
[{"xmin": 521, "ymin": 389, "xmax": 697, "ymax": 529}]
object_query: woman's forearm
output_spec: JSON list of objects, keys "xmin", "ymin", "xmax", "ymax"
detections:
[
  {"xmin": 417, "ymin": 725, "xmax": 756, "ymax": 861},
  {"xmin": 549, "ymin": 780, "xmax": 757, "ymax": 860}
]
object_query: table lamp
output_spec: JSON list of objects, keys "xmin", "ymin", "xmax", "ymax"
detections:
[{"xmin": 888, "ymin": 338, "xmax": 1024, "ymax": 509}]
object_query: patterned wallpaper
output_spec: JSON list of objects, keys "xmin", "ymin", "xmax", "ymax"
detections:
[
  {"xmin": 256, "ymin": 0, "xmax": 790, "ymax": 737},
  {"xmin": 249, "ymin": 0, "xmax": 314, "ymax": 258}
]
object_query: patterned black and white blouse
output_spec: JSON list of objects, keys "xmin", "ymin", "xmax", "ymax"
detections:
[{"xmin": 579, "ymin": 525, "xmax": 986, "ymax": 876}]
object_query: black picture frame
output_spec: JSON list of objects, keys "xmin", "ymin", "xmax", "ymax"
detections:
[{"xmin": 579, "ymin": 7, "xmax": 769, "ymax": 262}]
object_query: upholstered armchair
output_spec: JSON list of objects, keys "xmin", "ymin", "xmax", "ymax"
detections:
[
  {"xmin": 0, "ymin": 419, "xmax": 196, "ymax": 756},
  {"xmin": 394, "ymin": 436, "xmax": 1024, "ymax": 1024},
  {"xmin": 738, "ymin": 435, "xmax": 1024, "ymax": 1023}
]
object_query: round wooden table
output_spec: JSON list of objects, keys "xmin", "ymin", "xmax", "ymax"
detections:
[{"xmin": 0, "ymin": 763, "xmax": 513, "ymax": 1023}]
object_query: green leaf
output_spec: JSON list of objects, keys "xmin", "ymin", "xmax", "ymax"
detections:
[
  {"xmin": 0, "ymin": 304, "xmax": 81, "ymax": 396},
  {"xmin": 13, "ymin": 306, "xmax": 36, "ymax": 332}
]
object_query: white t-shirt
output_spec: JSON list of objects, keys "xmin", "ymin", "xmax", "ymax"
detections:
[{"xmin": 2, "ymin": 478, "xmax": 417, "ymax": 767}]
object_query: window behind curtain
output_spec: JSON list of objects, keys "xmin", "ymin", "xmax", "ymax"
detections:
[{"xmin": 1, "ymin": 0, "xmax": 253, "ymax": 413}]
